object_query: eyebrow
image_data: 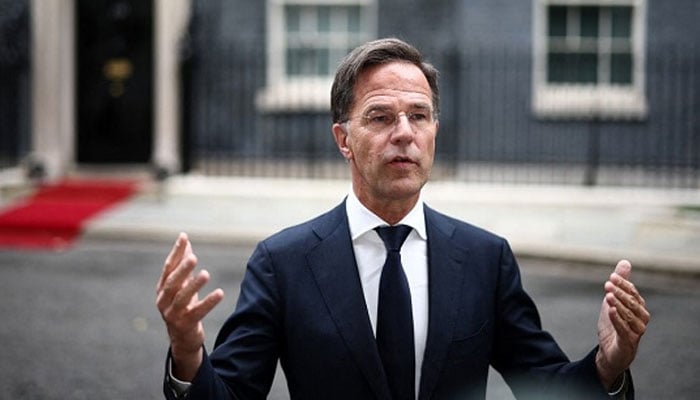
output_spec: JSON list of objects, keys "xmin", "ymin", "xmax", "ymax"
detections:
[
  {"xmin": 362, "ymin": 104, "xmax": 393, "ymax": 115},
  {"xmin": 410, "ymin": 103, "xmax": 432, "ymax": 112},
  {"xmin": 362, "ymin": 102, "xmax": 432, "ymax": 115}
]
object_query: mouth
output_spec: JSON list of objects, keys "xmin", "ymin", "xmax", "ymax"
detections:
[
  {"xmin": 388, "ymin": 156, "xmax": 417, "ymax": 167},
  {"xmin": 390, "ymin": 156, "xmax": 416, "ymax": 164}
]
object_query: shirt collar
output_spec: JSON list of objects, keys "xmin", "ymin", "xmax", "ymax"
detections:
[{"xmin": 346, "ymin": 188, "xmax": 427, "ymax": 241}]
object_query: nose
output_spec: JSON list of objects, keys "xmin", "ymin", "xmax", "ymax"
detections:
[{"xmin": 390, "ymin": 112, "xmax": 414, "ymax": 143}]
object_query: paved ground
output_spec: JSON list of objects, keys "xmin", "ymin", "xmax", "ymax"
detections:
[
  {"xmin": 82, "ymin": 175, "xmax": 700, "ymax": 275},
  {"xmin": 2, "ymin": 175, "xmax": 700, "ymax": 399},
  {"xmin": 1, "ymin": 239, "xmax": 698, "ymax": 399}
]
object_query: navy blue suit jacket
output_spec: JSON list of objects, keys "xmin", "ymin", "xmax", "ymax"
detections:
[{"xmin": 165, "ymin": 202, "xmax": 617, "ymax": 399}]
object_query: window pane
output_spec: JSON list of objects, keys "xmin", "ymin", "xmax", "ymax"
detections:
[
  {"xmin": 610, "ymin": 53, "xmax": 632, "ymax": 84},
  {"xmin": 283, "ymin": 4, "xmax": 367, "ymax": 78},
  {"xmin": 548, "ymin": 6, "xmax": 567, "ymax": 37},
  {"xmin": 286, "ymin": 47, "xmax": 300, "ymax": 76},
  {"xmin": 331, "ymin": 48, "xmax": 346, "ymax": 69},
  {"xmin": 577, "ymin": 53, "xmax": 598, "ymax": 83},
  {"xmin": 287, "ymin": 47, "xmax": 322, "ymax": 76},
  {"xmin": 318, "ymin": 6, "xmax": 330, "ymax": 32},
  {"xmin": 318, "ymin": 47, "xmax": 330, "ymax": 75},
  {"xmin": 548, "ymin": 52, "xmax": 598, "ymax": 84},
  {"xmin": 347, "ymin": 6, "xmax": 361, "ymax": 33},
  {"xmin": 547, "ymin": 52, "xmax": 569, "ymax": 83},
  {"xmin": 611, "ymin": 7, "xmax": 632, "ymax": 38},
  {"xmin": 580, "ymin": 6, "xmax": 599, "ymax": 38},
  {"xmin": 286, "ymin": 5, "xmax": 300, "ymax": 33}
]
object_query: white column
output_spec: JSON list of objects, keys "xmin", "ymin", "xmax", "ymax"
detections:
[
  {"xmin": 153, "ymin": 0, "xmax": 191, "ymax": 174},
  {"xmin": 30, "ymin": 0, "xmax": 75, "ymax": 180}
]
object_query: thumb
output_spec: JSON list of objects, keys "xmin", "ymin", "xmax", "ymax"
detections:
[{"xmin": 614, "ymin": 259, "xmax": 632, "ymax": 280}]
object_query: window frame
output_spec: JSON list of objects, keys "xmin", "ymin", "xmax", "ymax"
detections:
[
  {"xmin": 532, "ymin": 0, "xmax": 648, "ymax": 119},
  {"xmin": 258, "ymin": 0, "xmax": 377, "ymax": 112}
]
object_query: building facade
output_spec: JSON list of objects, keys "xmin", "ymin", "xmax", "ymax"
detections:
[
  {"xmin": 183, "ymin": 0, "xmax": 699, "ymax": 186},
  {"xmin": 0, "ymin": 0, "xmax": 698, "ymax": 187}
]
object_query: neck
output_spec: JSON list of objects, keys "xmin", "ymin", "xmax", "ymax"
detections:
[{"xmin": 356, "ymin": 192, "xmax": 420, "ymax": 226}]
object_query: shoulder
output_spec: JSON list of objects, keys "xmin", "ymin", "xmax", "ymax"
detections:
[
  {"xmin": 425, "ymin": 205, "xmax": 506, "ymax": 246},
  {"xmin": 258, "ymin": 201, "xmax": 347, "ymax": 254}
]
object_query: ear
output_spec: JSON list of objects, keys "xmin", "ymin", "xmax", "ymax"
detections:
[{"xmin": 332, "ymin": 123, "xmax": 353, "ymax": 161}]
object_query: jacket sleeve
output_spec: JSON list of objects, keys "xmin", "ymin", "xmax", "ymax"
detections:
[
  {"xmin": 162, "ymin": 241, "xmax": 282, "ymax": 400},
  {"xmin": 490, "ymin": 239, "xmax": 623, "ymax": 399}
]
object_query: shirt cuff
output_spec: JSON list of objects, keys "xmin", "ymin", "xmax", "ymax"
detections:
[
  {"xmin": 607, "ymin": 370, "xmax": 629, "ymax": 399},
  {"xmin": 167, "ymin": 358, "xmax": 192, "ymax": 397}
]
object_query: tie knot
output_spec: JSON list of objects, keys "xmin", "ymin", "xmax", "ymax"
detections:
[{"xmin": 375, "ymin": 225, "xmax": 412, "ymax": 253}]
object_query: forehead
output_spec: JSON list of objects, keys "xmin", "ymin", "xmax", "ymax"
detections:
[{"xmin": 352, "ymin": 61, "xmax": 433, "ymax": 111}]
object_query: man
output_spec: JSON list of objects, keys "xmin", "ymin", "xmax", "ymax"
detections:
[{"xmin": 157, "ymin": 38, "xmax": 650, "ymax": 399}]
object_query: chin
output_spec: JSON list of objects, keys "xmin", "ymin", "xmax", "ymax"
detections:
[{"xmin": 384, "ymin": 179, "xmax": 425, "ymax": 199}]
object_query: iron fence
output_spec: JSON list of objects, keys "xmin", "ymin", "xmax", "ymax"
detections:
[{"xmin": 184, "ymin": 41, "xmax": 698, "ymax": 188}]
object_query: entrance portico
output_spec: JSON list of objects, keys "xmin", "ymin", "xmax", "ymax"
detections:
[{"xmin": 30, "ymin": 0, "xmax": 190, "ymax": 180}]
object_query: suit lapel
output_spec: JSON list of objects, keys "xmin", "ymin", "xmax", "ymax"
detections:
[
  {"xmin": 306, "ymin": 203, "xmax": 391, "ymax": 400},
  {"xmin": 419, "ymin": 207, "xmax": 469, "ymax": 400}
]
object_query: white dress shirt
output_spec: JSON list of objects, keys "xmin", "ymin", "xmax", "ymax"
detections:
[
  {"xmin": 345, "ymin": 190, "xmax": 429, "ymax": 398},
  {"xmin": 170, "ymin": 193, "xmax": 430, "ymax": 398}
]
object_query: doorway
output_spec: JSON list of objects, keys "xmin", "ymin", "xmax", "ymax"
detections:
[{"xmin": 76, "ymin": 0, "xmax": 153, "ymax": 163}]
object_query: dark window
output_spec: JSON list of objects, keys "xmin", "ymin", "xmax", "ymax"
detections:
[{"xmin": 546, "ymin": 5, "xmax": 633, "ymax": 86}]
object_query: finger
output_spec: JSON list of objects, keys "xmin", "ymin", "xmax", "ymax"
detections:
[
  {"xmin": 606, "ymin": 291, "xmax": 648, "ymax": 336},
  {"xmin": 610, "ymin": 273, "xmax": 646, "ymax": 308},
  {"xmin": 157, "ymin": 253, "xmax": 198, "ymax": 311},
  {"xmin": 607, "ymin": 264, "xmax": 650, "ymax": 324},
  {"xmin": 621, "ymin": 286, "xmax": 649, "ymax": 324},
  {"xmin": 157, "ymin": 232, "xmax": 189, "ymax": 292},
  {"xmin": 605, "ymin": 293, "xmax": 634, "ymax": 336},
  {"xmin": 172, "ymin": 268, "xmax": 213, "ymax": 311},
  {"xmin": 188, "ymin": 288, "xmax": 225, "ymax": 322},
  {"xmin": 606, "ymin": 280, "xmax": 650, "ymax": 323},
  {"xmin": 613, "ymin": 259, "xmax": 632, "ymax": 280}
]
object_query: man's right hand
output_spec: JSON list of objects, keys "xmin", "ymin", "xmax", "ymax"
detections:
[{"xmin": 156, "ymin": 232, "xmax": 225, "ymax": 381}]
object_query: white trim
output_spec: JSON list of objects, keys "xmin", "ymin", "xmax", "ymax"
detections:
[
  {"xmin": 30, "ymin": 0, "xmax": 75, "ymax": 180},
  {"xmin": 534, "ymin": 85, "xmax": 647, "ymax": 119},
  {"xmin": 537, "ymin": 0, "xmax": 643, "ymax": 4},
  {"xmin": 154, "ymin": 0, "xmax": 191, "ymax": 172},
  {"xmin": 532, "ymin": 0, "xmax": 648, "ymax": 119},
  {"xmin": 259, "ymin": 0, "xmax": 377, "ymax": 112},
  {"xmin": 29, "ymin": 0, "xmax": 188, "ymax": 178},
  {"xmin": 256, "ymin": 78, "xmax": 335, "ymax": 111}
]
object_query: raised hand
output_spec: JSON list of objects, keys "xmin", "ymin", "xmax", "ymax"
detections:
[
  {"xmin": 596, "ymin": 259, "xmax": 651, "ymax": 389},
  {"xmin": 156, "ymin": 232, "xmax": 225, "ymax": 381}
]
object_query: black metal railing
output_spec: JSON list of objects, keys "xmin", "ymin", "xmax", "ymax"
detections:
[{"xmin": 183, "ymin": 41, "xmax": 698, "ymax": 188}]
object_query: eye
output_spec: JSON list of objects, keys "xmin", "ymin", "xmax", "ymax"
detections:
[
  {"xmin": 409, "ymin": 112, "xmax": 429, "ymax": 121},
  {"xmin": 365, "ymin": 111, "xmax": 394, "ymax": 126}
]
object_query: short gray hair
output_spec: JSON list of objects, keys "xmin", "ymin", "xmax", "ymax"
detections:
[{"xmin": 330, "ymin": 38, "xmax": 440, "ymax": 123}]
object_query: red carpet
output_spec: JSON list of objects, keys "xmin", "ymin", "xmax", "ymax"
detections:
[{"xmin": 0, "ymin": 179, "xmax": 138, "ymax": 250}]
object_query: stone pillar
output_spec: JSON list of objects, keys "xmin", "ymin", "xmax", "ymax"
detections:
[
  {"xmin": 30, "ymin": 0, "xmax": 75, "ymax": 180},
  {"xmin": 153, "ymin": 0, "xmax": 191, "ymax": 175}
]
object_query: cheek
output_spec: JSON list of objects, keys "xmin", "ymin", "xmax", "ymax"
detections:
[
  {"xmin": 362, "ymin": 141, "xmax": 388, "ymax": 168},
  {"xmin": 348, "ymin": 134, "xmax": 378, "ymax": 162},
  {"xmin": 422, "ymin": 133, "xmax": 437, "ymax": 154}
]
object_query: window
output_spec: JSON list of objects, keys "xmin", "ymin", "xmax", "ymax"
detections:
[
  {"xmin": 533, "ymin": 0, "xmax": 647, "ymax": 119},
  {"xmin": 258, "ymin": 0, "xmax": 376, "ymax": 111}
]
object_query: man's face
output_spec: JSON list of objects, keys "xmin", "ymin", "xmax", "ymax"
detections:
[{"xmin": 333, "ymin": 61, "xmax": 438, "ymax": 210}]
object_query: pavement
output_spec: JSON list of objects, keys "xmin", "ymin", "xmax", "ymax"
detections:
[{"xmin": 76, "ymin": 174, "xmax": 700, "ymax": 276}]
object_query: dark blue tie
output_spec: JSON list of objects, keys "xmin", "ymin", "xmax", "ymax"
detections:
[{"xmin": 375, "ymin": 225, "xmax": 415, "ymax": 400}]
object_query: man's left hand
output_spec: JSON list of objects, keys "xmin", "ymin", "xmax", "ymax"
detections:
[{"xmin": 596, "ymin": 259, "xmax": 651, "ymax": 390}]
